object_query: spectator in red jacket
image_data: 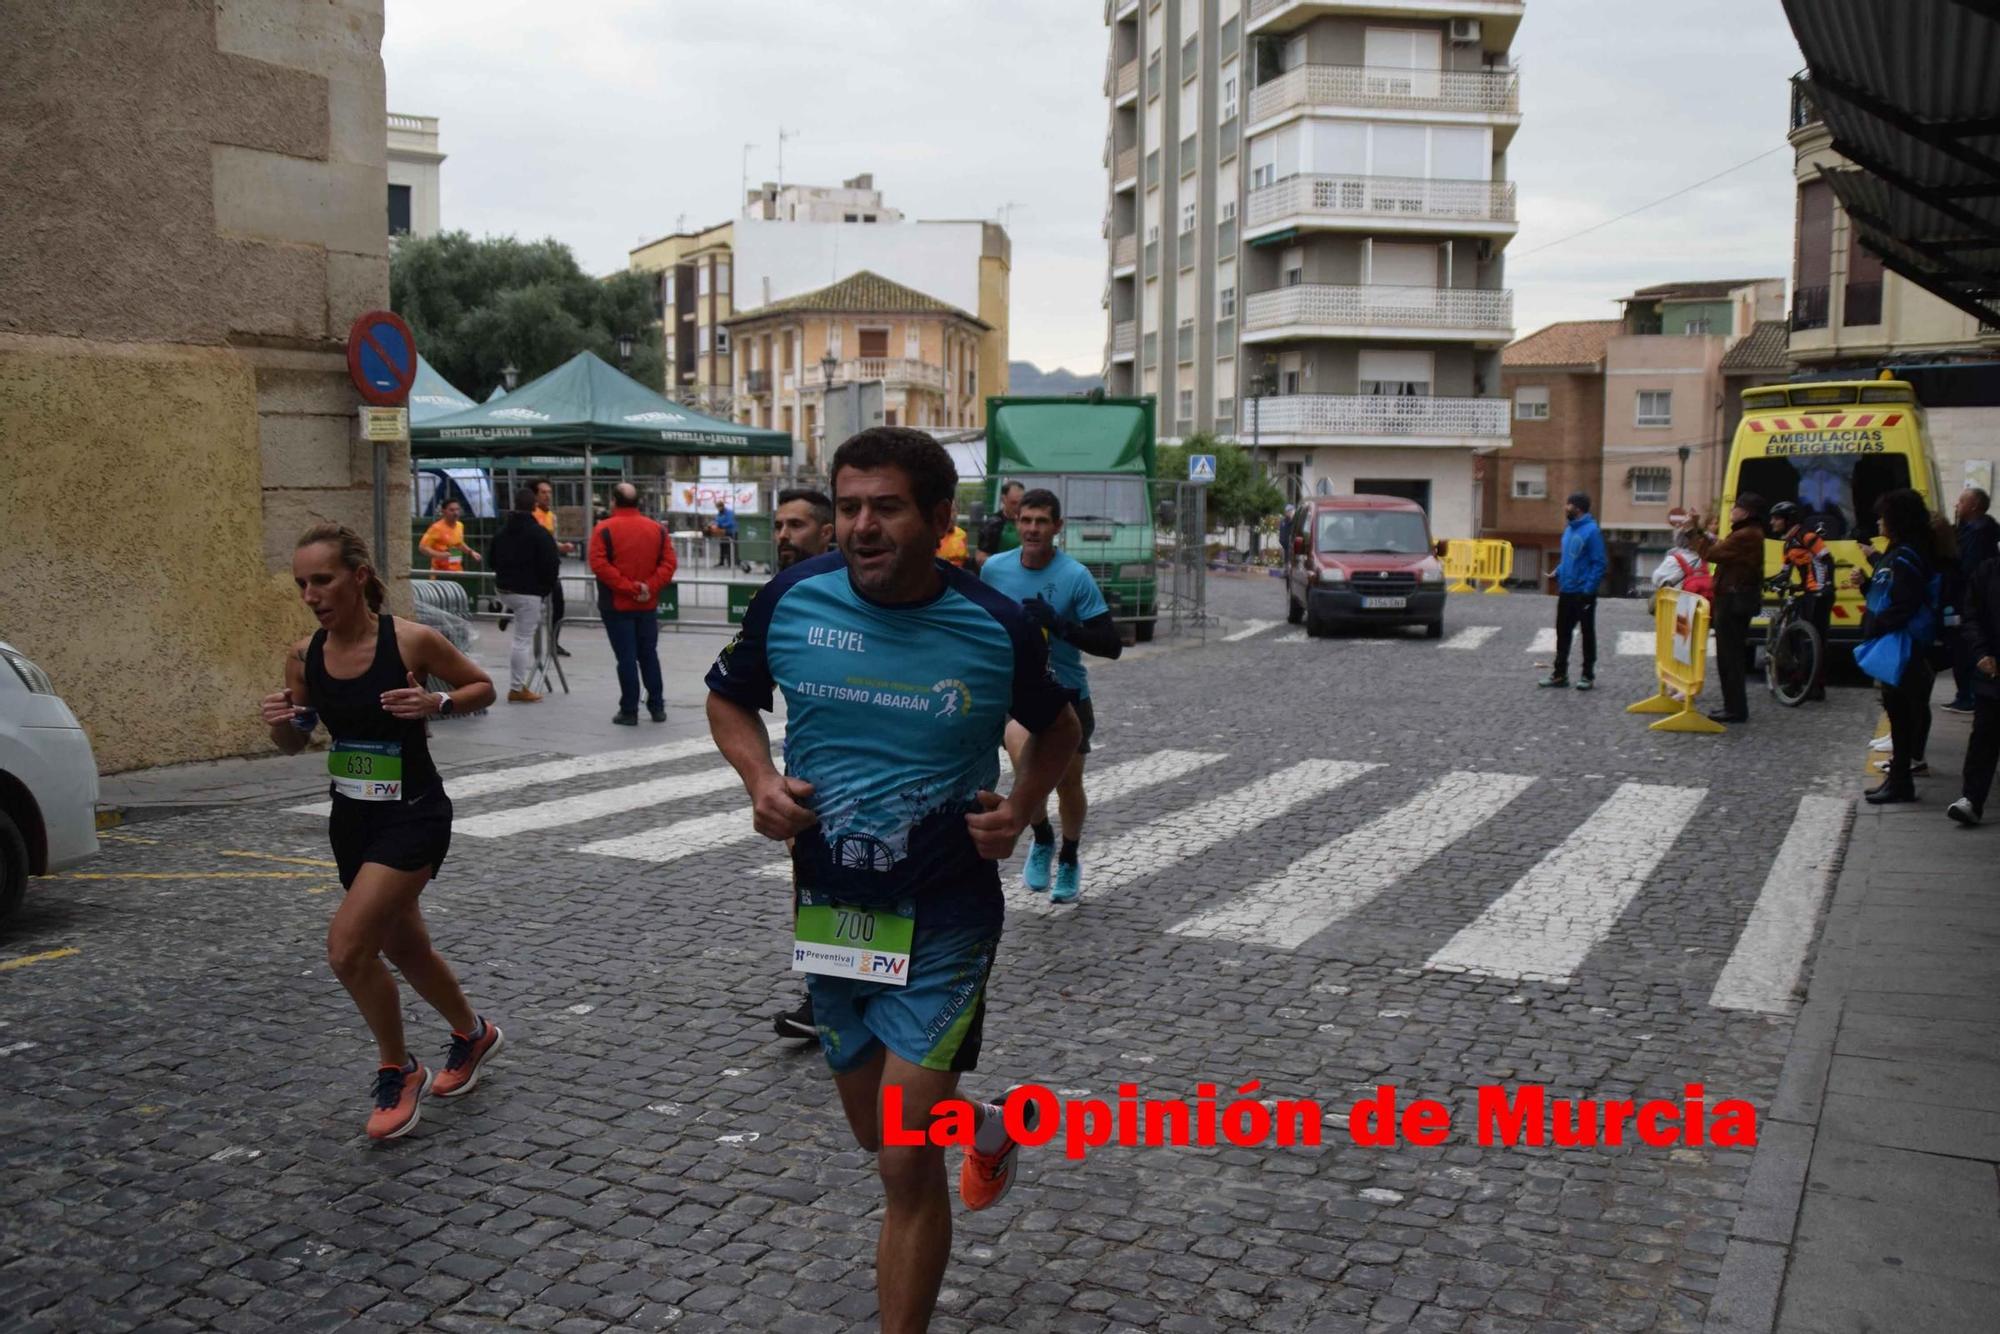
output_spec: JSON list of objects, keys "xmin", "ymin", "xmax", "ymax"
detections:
[{"xmin": 587, "ymin": 482, "xmax": 678, "ymax": 725}]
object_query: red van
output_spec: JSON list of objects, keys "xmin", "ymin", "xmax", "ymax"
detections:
[{"xmin": 1282, "ymin": 495, "xmax": 1448, "ymax": 638}]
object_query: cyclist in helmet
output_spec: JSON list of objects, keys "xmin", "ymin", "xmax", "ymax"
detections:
[{"xmin": 1769, "ymin": 500, "xmax": 1834, "ymax": 701}]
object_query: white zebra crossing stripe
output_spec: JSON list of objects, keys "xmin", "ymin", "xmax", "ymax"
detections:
[
  {"xmin": 1442, "ymin": 626, "xmax": 1500, "ymax": 651},
  {"xmin": 1617, "ymin": 630, "xmax": 1654, "ymax": 656},
  {"xmin": 1423, "ymin": 782, "xmax": 1706, "ymax": 982},
  {"xmin": 1273, "ymin": 631, "xmax": 1307, "ymax": 644},
  {"xmin": 1708, "ymin": 794, "xmax": 1851, "ymax": 1013},
  {"xmin": 1527, "ymin": 628, "xmax": 1556, "ymax": 654},
  {"xmin": 454, "ymin": 763, "xmax": 746, "ymax": 838},
  {"xmin": 1170, "ymin": 770, "xmax": 1538, "ymax": 949},
  {"xmin": 287, "ymin": 736, "xmax": 757, "ymax": 818},
  {"xmin": 581, "ymin": 807, "xmax": 753, "ymax": 863},
  {"xmin": 1223, "ymin": 620, "xmax": 1281, "ymax": 642},
  {"xmin": 726, "ymin": 749, "xmax": 1225, "ymax": 878},
  {"xmin": 1012, "ymin": 759, "xmax": 1378, "ymax": 914}
]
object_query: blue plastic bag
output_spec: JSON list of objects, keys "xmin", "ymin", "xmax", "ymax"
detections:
[{"xmin": 1854, "ymin": 627, "xmax": 1913, "ymax": 686}]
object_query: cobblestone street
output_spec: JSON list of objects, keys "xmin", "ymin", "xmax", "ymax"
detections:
[{"xmin": 1, "ymin": 578, "xmax": 1877, "ymax": 1333}]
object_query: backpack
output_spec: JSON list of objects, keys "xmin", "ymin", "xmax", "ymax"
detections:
[{"xmin": 1671, "ymin": 550, "xmax": 1714, "ymax": 601}]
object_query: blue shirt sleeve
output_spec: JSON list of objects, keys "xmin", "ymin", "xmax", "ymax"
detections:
[
  {"xmin": 1008, "ymin": 614, "xmax": 1073, "ymax": 732},
  {"xmin": 1065, "ymin": 561, "xmax": 1110, "ymax": 622},
  {"xmin": 704, "ymin": 578, "xmax": 778, "ymax": 712}
]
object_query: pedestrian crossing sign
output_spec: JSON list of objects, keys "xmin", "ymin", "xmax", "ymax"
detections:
[{"xmin": 1188, "ymin": 453, "xmax": 1216, "ymax": 484}]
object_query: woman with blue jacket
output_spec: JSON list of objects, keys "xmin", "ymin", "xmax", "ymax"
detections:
[{"xmin": 1853, "ymin": 488, "xmax": 1938, "ymax": 805}]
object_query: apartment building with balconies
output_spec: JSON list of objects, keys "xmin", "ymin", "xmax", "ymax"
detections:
[{"xmin": 1105, "ymin": 0, "xmax": 1524, "ymax": 540}]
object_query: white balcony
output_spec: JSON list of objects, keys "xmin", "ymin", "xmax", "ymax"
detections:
[
  {"xmin": 1242, "ymin": 284, "xmax": 1513, "ymax": 344},
  {"xmin": 1245, "ymin": 174, "xmax": 1518, "ymax": 240},
  {"xmin": 1112, "ymin": 233, "xmax": 1138, "ymax": 271},
  {"xmin": 802, "ymin": 358, "xmax": 947, "ymax": 391},
  {"xmin": 1248, "ymin": 63, "xmax": 1521, "ymax": 137},
  {"xmin": 1110, "ymin": 320, "xmax": 1137, "ymax": 362},
  {"xmin": 1113, "ymin": 146, "xmax": 1139, "ymax": 189},
  {"xmin": 1246, "ymin": 1, "xmax": 1525, "ymax": 48},
  {"xmin": 1113, "ymin": 59, "xmax": 1139, "ymax": 106},
  {"xmin": 1247, "ymin": 393, "xmax": 1509, "ymax": 447}
]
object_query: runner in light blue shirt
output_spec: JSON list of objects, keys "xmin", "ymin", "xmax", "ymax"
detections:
[{"xmin": 980, "ymin": 487, "xmax": 1123, "ymax": 903}]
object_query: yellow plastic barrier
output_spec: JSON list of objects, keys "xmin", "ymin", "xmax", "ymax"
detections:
[
  {"xmin": 1626, "ymin": 588, "xmax": 1725, "ymax": 734},
  {"xmin": 1474, "ymin": 539, "xmax": 1513, "ymax": 595},
  {"xmin": 1441, "ymin": 539, "xmax": 1480, "ymax": 593}
]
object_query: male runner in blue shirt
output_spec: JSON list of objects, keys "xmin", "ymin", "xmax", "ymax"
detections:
[
  {"xmin": 980, "ymin": 488, "xmax": 1123, "ymax": 902},
  {"xmin": 706, "ymin": 428, "xmax": 1080, "ymax": 1334}
]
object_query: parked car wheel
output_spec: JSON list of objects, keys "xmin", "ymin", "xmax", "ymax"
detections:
[
  {"xmin": 1134, "ymin": 620, "xmax": 1156, "ymax": 643},
  {"xmin": 1425, "ymin": 619, "xmax": 1444, "ymax": 639},
  {"xmin": 1286, "ymin": 595, "xmax": 1304, "ymax": 625},
  {"xmin": 1305, "ymin": 607, "xmax": 1332, "ymax": 638},
  {"xmin": 0, "ymin": 808, "xmax": 28, "ymax": 923}
]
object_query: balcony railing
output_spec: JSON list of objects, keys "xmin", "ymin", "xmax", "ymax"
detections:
[
  {"xmin": 1144, "ymin": 240, "xmax": 1159, "ymax": 278},
  {"xmin": 1177, "ymin": 325, "xmax": 1195, "ymax": 362},
  {"xmin": 1112, "ymin": 320, "xmax": 1137, "ymax": 357},
  {"xmin": 1115, "ymin": 59, "xmax": 1139, "ymax": 102},
  {"xmin": 1789, "ymin": 74, "xmax": 1820, "ymax": 132},
  {"xmin": 1113, "ymin": 233, "xmax": 1138, "ymax": 269},
  {"xmin": 1843, "ymin": 280, "xmax": 1882, "ymax": 327},
  {"xmin": 1179, "ymin": 230, "xmax": 1199, "ymax": 268},
  {"xmin": 1114, "ymin": 146, "xmax": 1138, "ymax": 184},
  {"xmin": 1248, "ymin": 0, "xmax": 1524, "ymax": 24},
  {"xmin": 1250, "ymin": 63, "xmax": 1520, "ymax": 123},
  {"xmin": 1247, "ymin": 174, "xmax": 1517, "ymax": 230},
  {"xmin": 802, "ymin": 358, "xmax": 946, "ymax": 391},
  {"xmin": 1243, "ymin": 284, "xmax": 1513, "ymax": 336},
  {"xmin": 1791, "ymin": 284, "xmax": 1830, "ymax": 332},
  {"xmin": 1219, "ymin": 116, "xmax": 1239, "ymax": 161},
  {"xmin": 1250, "ymin": 393, "xmax": 1510, "ymax": 441},
  {"xmin": 1181, "ymin": 133, "xmax": 1198, "ymax": 176},
  {"xmin": 744, "ymin": 369, "xmax": 771, "ymax": 395}
]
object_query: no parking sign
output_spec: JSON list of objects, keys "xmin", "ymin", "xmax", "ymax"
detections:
[{"xmin": 346, "ymin": 309, "xmax": 418, "ymax": 406}]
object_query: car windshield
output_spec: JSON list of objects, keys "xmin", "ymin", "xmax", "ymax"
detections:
[
  {"xmin": 1316, "ymin": 509, "xmax": 1429, "ymax": 554},
  {"xmin": 1737, "ymin": 453, "xmax": 1913, "ymax": 543},
  {"xmin": 1006, "ymin": 475, "xmax": 1147, "ymax": 525}
]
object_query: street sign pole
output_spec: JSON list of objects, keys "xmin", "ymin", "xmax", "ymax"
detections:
[{"xmin": 346, "ymin": 309, "xmax": 419, "ymax": 580}]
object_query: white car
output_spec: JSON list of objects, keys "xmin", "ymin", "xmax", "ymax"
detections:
[{"xmin": 0, "ymin": 639, "xmax": 99, "ymax": 921}]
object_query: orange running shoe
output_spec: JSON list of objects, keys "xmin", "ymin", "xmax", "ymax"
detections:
[
  {"xmin": 366, "ymin": 1061, "xmax": 431, "ymax": 1141},
  {"xmin": 432, "ymin": 1019, "xmax": 504, "ymax": 1098},
  {"xmin": 959, "ymin": 1088, "xmax": 1041, "ymax": 1211}
]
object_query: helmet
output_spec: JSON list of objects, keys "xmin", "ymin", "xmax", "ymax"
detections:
[{"xmin": 1768, "ymin": 500, "xmax": 1802, "ymax": 526}]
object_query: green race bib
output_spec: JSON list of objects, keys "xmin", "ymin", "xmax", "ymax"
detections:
[
  {"xmin": 329, "ymin": 740, "xmax": 403, "ymax": 802},
  {"xmin": 793, "ymin": 894, "xmax": 915, "ymax": 986}
]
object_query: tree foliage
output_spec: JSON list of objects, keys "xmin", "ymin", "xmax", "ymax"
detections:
[
  {"xmin": 1156, "ymin": 433, "xmax": 1285, "ymax": 528},
  {"xmin": 389, "ymin": 232, "xmax": 665, "ymax": 398}
]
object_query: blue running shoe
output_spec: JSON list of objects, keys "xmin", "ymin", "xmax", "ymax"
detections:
[
  {"xmin": 1023, "ymin": 840, "xmax": 1054, "ymax": 892},
  {"xmin": 1051, "ymin": 859, "xmax": 1081, "ymax": 904}
]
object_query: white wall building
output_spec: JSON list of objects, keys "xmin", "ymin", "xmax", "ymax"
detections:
[
  {"xmin": 746, "ymin": 172, "xmax": 904, "ymax": 223},
  {"xmin": 386, "ymin": 112, "xmax": 443, "ymax": 240},
  {"xmin": 732, "ymin": 218, "xmax": 991, "ymax": 319}
]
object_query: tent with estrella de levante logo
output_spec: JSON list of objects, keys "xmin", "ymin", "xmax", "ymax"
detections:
[{"xmin": 410, "ymin": 350, "xmax": 791, "ymax": 458}]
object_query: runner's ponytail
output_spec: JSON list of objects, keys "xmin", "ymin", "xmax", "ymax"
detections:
[{"xmin": 297, "ymin": 523, "xmax": 386, "ymax": 611}]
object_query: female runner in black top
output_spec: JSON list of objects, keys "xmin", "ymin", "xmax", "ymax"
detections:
[{"xmin": 261, "ymin": 524, "xmax": 502, "ymax": 1140}]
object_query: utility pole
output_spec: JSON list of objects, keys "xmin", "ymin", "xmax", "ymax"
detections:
[{"xmin": 1678, "ymin": 444, "xmax": 1692, "ymax": 509}]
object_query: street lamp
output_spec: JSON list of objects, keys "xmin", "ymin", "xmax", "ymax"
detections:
[
  {"xmin": 1677, "ymin": 444, "xmax": 1692, "ymax": 510},
  {"xmin": 500, "ymin": 362, "xmax": 520, "ymax": 392},
  {"xmin": 821, "ymin": 350, "xmax": 839, "ymax": 387},
  {"xmin": 616, "ymin": 332, "xmax": 635, "ymax": 366}
]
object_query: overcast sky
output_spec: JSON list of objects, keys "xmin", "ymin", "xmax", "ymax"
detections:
[{"xmin": 385, "ymin": 0, "xmax": 1805, "ymax": 374}]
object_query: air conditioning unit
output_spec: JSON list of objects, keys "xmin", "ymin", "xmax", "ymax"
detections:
[{"xmin": 1449, "ymin": 18, "xmax": 1482, "ymax": 43}]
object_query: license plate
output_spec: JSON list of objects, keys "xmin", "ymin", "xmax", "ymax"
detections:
[{"xmin": 1361, "ymin": 596, "xmax": 1407, "ymax": 609}]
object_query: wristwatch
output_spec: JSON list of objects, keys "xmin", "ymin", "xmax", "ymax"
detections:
[{"xmin": 434, "ymin": 692, "xmax": 455, "ymax": 717}]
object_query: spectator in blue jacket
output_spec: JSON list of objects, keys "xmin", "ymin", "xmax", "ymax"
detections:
[{"xmin": 1540, "ymin": 492, "xmax": 1608, "ymax": 690}]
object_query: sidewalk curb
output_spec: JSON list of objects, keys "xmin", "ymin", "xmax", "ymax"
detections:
[{"xmin": 1701, "ymin": 832, "xmax": 1858, "ymax": 1333}]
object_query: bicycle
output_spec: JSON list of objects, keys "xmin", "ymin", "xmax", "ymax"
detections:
[{"xmin": 1763, "ymin": 573, "xmax": 1824, "ymax": 707}]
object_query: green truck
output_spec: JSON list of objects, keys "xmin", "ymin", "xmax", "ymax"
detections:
[{"xmin": 985, "ymin": 394, "xmax": 1158, "ymax": 642}]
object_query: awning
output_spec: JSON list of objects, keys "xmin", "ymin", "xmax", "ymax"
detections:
[
  {"xmin": 411, "ymin": 350, "xmax": 793, "ymax": 457},
  {"xmin": 1785, "ymin": 0, "xmax": 2000, "ymax": 325},
  {"xmin": 406, "ymin": 356, "xmax": 477, "ymax": 424}
]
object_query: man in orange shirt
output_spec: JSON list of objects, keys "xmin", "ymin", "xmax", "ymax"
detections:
[
  {"xmin": 936, "ymin": 520, "xmax": 970, "ymax": 567},
  {"xmin": 420, "ymin": 499, "xmax": 482, "ymax": 574},
  {"xmin": 533, "ymin": 479, "xmax": 576, "ymax": 657},
  {"xmin": 587, "ymin": 482, "xmax": 678, "ymax": 725}
]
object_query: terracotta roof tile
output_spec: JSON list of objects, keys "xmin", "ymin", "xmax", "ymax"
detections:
[
  {"xmin": 1627, "ymin": 277, "xmax": 1781, "ymax": 301},
  {"xmin": 726, "ymin": 270, "xmax": 989, "ymax": 328},
  {"xmin": 1720, "ymin": 319, "xmax": 1793, "ymax": 371},
  {"xmin": 1503, "ymin": 320, "xmax": 1623, "ymax": 368}
]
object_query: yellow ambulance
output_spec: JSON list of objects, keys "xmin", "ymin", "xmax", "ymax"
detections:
[{"xmin": 1720, "ymin": 377, "xmax": 1944, "ymax": 643}]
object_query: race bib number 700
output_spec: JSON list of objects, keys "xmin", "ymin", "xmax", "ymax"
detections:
[{"xmin": 792, "ymin": 899, "xmax": 914, "ymax": 986}]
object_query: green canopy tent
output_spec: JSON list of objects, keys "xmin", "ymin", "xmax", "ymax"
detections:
[
  {"xmin": 407, "ymin": 355, "xmax": 477, "ymax": 424},
  {"xmin": 411, "ymin": 352, "xmax": 792, "ymax": 525}
]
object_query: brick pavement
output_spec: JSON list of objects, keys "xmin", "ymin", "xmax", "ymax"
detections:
[{"xmin": 2, "ymin": 579, "xmax": 1882, "ymax": 1332}]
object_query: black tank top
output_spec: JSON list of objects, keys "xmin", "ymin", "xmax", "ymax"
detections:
[{"xmin": 304, "ymin": 615, "xmax": 442, "ymax": 801}]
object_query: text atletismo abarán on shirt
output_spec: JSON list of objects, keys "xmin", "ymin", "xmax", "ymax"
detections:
[{"xmin": 704, "ymin": 552, "xmax": 1072, "ymax": 935}]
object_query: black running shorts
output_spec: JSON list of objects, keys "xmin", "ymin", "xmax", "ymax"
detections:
[
  {"xmin": 328, "ymin": 789, "xmax": 453, "ymax": 889},
  {"xmin": 1074, "ymin": 696, "xmax": 1095, "ymax": 755}
]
